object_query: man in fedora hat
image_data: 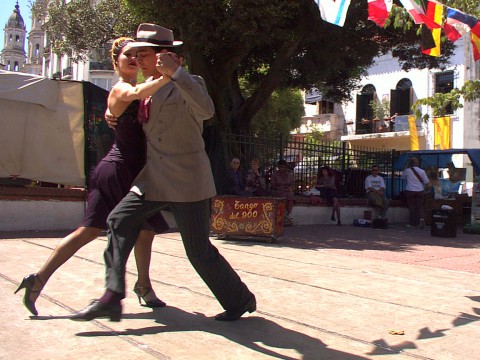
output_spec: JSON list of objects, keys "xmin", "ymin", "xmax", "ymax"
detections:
[{"xmin": 72, "ymin": 24, "xmax": 256, "ymax": 322}]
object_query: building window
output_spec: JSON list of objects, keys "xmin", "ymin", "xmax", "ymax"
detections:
[
  {"xmin": 7, "ymin": 61, "xmax": 11, "ymax": 71},
  {"xmin": 35, "ymin": 44, "xmax": 40, "ymax": 56},
  {"xmin": 14, "ymin": 61, "xmax": 19, "ymax": 71},
  {"xmin": 435, "ymin": 71, "xmax": 454, "ymax": 93},
  {"xmin": 318, "ymin": 100, "xmax": 334, "ymax": 114},
  {"xmin": 390, "ymin": 78, "xmax": 412, "ymax": 115},
  {"xmin": 356, "ymin": 84, "xmax": 376, "ymax": 120},
  {"xmin": 16, "ymin": 35, "xmax": 20, "ymax": 42},
  {"xmin": 355, "ymin": 84, "xmax": 376, "ymax": 134},
  {"xmin": 91, "ymin": 78, "xmax": 112, "ymax": 91},
  {"xmin": 435, "ymin": 71, "xmax": 454, "ymax": 114}
]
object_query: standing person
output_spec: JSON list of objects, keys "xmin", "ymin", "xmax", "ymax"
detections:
[
  {"xmin": 316, "ymin": 166, "xmax": 341, "ymax": 225},
  {"xmin": 271, "ymin": 159, "xmax": 295, "ymax": 225},
  {"xmin": 71, "ymin": 24, "xmax": 255, "ymax": 322},
  {"xmin": 365, "ymin": 165, "xmax": 389, "ymax": 219},
  {"xmin": 402, "ymin": 157, "xmax": 430, "ymax": 228},
  {"xmin": 14, "ymin": 37, "xmax": 172, "ymax": 316},
  {"xmin": 245, "ymin": 158, "xmax": 268, "ymax": 196}
]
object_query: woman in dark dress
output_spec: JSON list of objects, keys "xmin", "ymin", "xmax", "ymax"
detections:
[
  {"xmin": 15, "ymin": 37, "xmax": 172, "ymax": 316},
  {"xmin": 316, "ymin": 166, "xmax": 341, "ymax": 225}
]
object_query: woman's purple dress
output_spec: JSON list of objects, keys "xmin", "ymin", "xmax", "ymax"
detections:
[{"xmin": 80, "ymin": 100, "xmax": 168, "ymax": 232}]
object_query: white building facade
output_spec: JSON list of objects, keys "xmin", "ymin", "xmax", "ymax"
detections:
[
  {"xmin": 1, "ymin": 1, "xmax": 116, "ymax": 90},
  {"xmin": 340, "ymin": 38, "xmax": 480, "ymax": 152},
  {"xmin": 1, "ymin": 2, "xmax": 27, "ymax": 72}
]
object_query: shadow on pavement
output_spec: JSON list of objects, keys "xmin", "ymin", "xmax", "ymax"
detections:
[
  {"xmin": 216, "ymin": 224, "xmax": 480, "ymax": 252},
  {"xmin": 75, "ymin": 306, "xmax": 370, "ymax": 359}
]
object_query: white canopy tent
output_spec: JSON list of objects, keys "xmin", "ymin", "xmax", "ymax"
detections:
[{"xmin": 0, "ymin": 70, "xmax": 108, "ymax": 187}]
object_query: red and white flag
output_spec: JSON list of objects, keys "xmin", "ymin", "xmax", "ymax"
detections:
[
  {"xmin": 399, "ymin": 0, "xmax": 440, "ymax": 29},
  {"xmin": 367, "ymin": 0, "xmax": 393, "ymax": 27},
  {"xmin": 399, "ymin": 0, "xmax": 425, "ymax": 24}
]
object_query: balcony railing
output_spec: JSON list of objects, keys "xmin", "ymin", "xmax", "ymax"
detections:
[
  {"xmin": 89, "ymin": 61, "xmax": 113, "ymax": 71},
  {"xmin": 354, "ymin": 115, "xmax": 421, "ymax": 135}
]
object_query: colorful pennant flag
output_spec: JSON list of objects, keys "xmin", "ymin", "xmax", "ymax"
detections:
[
  {"xmin": 471, "ymin": 22, "xmax": 480, "ymax": 61},
  {"xmin": 310, "ymin": 0, "xmax": 480, "ymax": 62},
  {"xmin": 408, "ymin": 115, "xmax": 420, "ymax": 150},
  {"xmin": 367, "ymin": 0, "xmax": 393, "ymax": 27},
  {"xmin": 421, "ymin": 1, "xmax": 443, "ymax": 57},
  {"xmin": 399, "ymin": 0, "xmax": 425, "ymax": 24},
  {"xmin": 445, "ymin": 7, "xmax": 478, "ymax": 34},
  {"xmin": 399, "ymin": 0, "xmax": 440, "ymax": 29},
  {"xmin": 316, "ymin": 0, "xmax": 351, "ymax": 27},
  {"xmin": 445, "ymin": 7, "xmax": 480, "ymax": 61},
  {"xmin": 443, "ymin": 22, "xmax": 462, "ymax": 43},
  {"xmin": 433, "ymin": 117, "xmax": 451, "ymax": 150},
  {"xmin": 421, "ymin": 24, "xmax": 436, "ymax": 52}
]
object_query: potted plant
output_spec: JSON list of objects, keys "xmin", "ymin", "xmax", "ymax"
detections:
[{"xmin": 369, "ymin": 98, "xmax": 390, "ymax": 121}]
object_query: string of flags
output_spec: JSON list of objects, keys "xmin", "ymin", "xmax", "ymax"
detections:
[{"xmin": 315, "ymin": 0, "xmax": 480, "ymax": 61}]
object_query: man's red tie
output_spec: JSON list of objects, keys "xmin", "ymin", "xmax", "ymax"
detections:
[{"xmin": 138, "ymin": 96, "xmax": 152, "ymax": 124}]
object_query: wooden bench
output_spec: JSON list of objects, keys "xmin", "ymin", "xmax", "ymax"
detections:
[
  {"xmin": 291, "ymin": 195, "xmax": 408, "ymax": 225},
  {"xmin": 293, "ymin": 195, "xmax": 406, "ymax": 207}
]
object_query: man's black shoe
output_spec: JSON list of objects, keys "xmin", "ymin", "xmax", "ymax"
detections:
[
  {"xmin": 70, "ymin": 300, "xmax": 122, "ymax": 322},
  {"xmin": 215, "ymin": 295, "xmax": 256, "ymax": 321}
]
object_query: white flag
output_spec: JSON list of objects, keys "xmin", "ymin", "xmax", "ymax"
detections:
[{"xmin": 316, "ymin": 0, "xmax": 352, "ymax": 27}]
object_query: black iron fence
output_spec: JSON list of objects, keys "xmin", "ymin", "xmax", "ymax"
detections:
[{"xmin": 221, "ymin": 132, "xmax": 407, "ymax": 198}]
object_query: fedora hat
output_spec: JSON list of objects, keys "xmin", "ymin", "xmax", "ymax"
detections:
[{"xmin": 130, "ymin": 23, "xmax": 183, "ymax": 48}]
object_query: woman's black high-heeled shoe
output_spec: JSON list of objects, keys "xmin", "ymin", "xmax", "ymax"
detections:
[
  {"xmin": 14, "ymin": 273, "xmax": 44, "ymax": 316},
  {"xmin": 133, "ymin": 283, "xmax": 166, "ymax": 308}
]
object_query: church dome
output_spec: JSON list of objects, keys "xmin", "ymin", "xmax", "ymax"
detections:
[{"xmin": 7, "ymin": 3, "xmax": 26, "ymax": 30}]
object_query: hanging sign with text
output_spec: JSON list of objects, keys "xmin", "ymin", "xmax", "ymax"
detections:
[{"xmin": 210, "ymin": 196, "xmax": 285, "ymax": 239}]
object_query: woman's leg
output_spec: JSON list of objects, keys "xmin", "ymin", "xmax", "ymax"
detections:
[
  {"xmin": 27, "ymin": 226, "xmax": 101, "ymax": 304},
  {"xmin": 133, "ymin": 229, "xmax": 164, "ymax": 304},
  {"xmin": 331, "ymin": 198, "xmax": 340, "ymax": 224},
  {"xmin": 329, "ymin": 199, "xmax": 336, "ymax": 221},
  {"xmin": 134, "ymin": 230, "xmax": 155, "ymax": 288},
  {"xmin": 287, "ymin": 199, "xmax": 294, "ymax": 215},
  {"xmin": 333, "ymin": 198, "xmax": 341, "ymax": 222}
]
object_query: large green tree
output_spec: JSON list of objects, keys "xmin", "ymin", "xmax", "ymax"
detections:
[
  {"xmin": 35, "ymin": 0, "xmax": 464, "ymax": 130},
  {"xmin": 35, "ymin": 0, "xmax": 480, "ymax": 175}
]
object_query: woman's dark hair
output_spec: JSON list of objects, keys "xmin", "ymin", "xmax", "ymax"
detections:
[
  {"xmin": 277, "ymin": 159, "xmax": 288, "ymax": 167},
  {"xmin": 320, "ymin": 166, "xmax": 333, "ymax": 176}
]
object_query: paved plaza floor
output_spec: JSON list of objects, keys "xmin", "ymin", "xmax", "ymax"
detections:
[{"xmin": 1, "ymin": 223, "xmax": 479, "ymax": 359}]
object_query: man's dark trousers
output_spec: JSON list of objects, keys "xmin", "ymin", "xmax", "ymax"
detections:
[{"xmin": 104, "ymin": 191, "xmax": 253, "ymax": 311}]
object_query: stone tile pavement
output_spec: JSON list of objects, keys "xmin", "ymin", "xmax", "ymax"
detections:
[{"xmin": 0, "ymin": 223, "xmax": 479, "ymax": 359}]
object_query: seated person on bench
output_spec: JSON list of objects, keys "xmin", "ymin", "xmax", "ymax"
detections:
[
  {"xmin": 245, "ymin": 158, "xmax": 269, "ymax": 197},
  {"xmin": 316, "ymin": 166, "xmax": 341, "ymax": 226},
  {"xmin": 225, "ymin": 157, "xmax": 252, "ymax": 196},
  {"xmin": 365, "ymin": 165, "xmax": 389, "ymax": 219}
]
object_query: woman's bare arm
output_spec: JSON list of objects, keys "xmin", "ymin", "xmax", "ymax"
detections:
[{"xmin": 108, "ymin": 77, "xmax": 171, "ymax": 117}]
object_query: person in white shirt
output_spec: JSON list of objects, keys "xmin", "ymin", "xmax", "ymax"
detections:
[
  {"xmin": 365, "ymin": 165, "xmax": 389, "ymax": 219},
  {"xmin": 401, "ymin": 157, "xmax": 430, "ymax": 228}
]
